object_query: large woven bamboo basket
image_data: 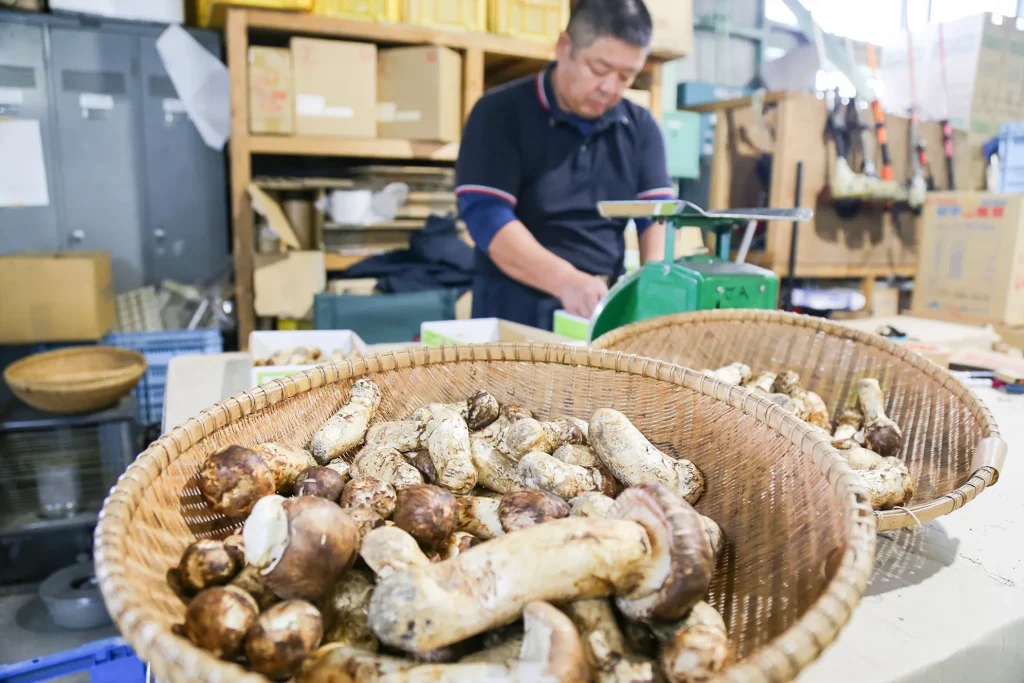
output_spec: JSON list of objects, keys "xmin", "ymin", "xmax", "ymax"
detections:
[
  {"xmin": 592, "ymin": 310, "xmax": 1008, "ymax": 532},
  {"xmin": 95, "ymin": 345, "xmax": 876, "ymax": 683}
]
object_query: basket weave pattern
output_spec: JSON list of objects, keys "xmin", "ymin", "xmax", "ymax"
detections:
[
  {"xmin": 95, "ymin": 345, "xmax": 876, "ymax": 682},
  {"xmin": 592, "ymin": 310, "xmax": 1006, "ymax": 532}
]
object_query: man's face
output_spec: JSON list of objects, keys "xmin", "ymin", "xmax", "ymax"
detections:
[{"xmin": 553, "ymin": 34, "xmax": 648, "ymax": 119}]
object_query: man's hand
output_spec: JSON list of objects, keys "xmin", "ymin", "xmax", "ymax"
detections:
[{"xmin": 555, "ymin": 270, "xmax": 609, "ymax": 318}]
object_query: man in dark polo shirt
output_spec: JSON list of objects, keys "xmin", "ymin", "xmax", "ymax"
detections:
[{"xmin": 455, "ymin": 0, "xmax": 675, "ymax": 330}]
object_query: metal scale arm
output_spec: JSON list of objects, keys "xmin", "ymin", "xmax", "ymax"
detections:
[{"xmin": 597, "ymin": 200, "xmax": 813, "ymax": 261}]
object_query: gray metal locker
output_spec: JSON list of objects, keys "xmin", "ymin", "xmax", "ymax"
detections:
[
  {"xmin": 138, "ymin": 31, "xmax": 229, "ymax": 286},
  {"xmin": 0, "ymin": 21, "xmax": 62, "ymax": 253},
  {"xmin": 49, "ymin": 27, "xmax": 146, "ymax": 293}
]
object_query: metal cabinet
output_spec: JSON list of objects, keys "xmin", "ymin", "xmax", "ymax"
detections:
[
  {"xmin": 49, "ymin": 27, "xmax": 146, "ymax": 292},
  {"xmin": 139, "ymin": 33, "xmax": 229, "ymax": 286},
  {"xmin": 0, "ymin": 11, "xmax": 228, "ymax": 293},
  {"xmin": 0, "ymin": 22, "xmax": 61, "ymax": 253}
]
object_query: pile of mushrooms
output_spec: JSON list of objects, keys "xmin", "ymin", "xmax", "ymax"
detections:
[
  {"xmin": 703, "ymin": 363, "xmax": 914, "ymax": 510},
  {"xmin": 169, "ymin": 379, "xmax": 733, "ymax": 682}
]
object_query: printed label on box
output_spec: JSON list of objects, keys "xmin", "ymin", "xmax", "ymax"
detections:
[
  {"xmin": 296, "ymin": 93, "xmax": 326, "ymax": 116},
  {"xmin": 395, "ymin": 110, "xmax": 422, "ymax": 122},
  {"xmin": 377, "ymin": 102, "xmax": 397, "ymax": 122},
  {"xmin": 323, "ymin": 106, "xmax": 354, "ymax": 119},
  {"xmin": 0, "ymin": 88, "xmax": 24, "ymax": 106}
]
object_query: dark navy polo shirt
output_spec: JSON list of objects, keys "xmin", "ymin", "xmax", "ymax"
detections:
[{"xmin": 455, "ymin": 63, "xmax": 675, "ymax": 280}]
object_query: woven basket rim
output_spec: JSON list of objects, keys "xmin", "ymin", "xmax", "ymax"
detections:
[
  {"xmin": 94, "ymin": 343, "xmax": 877, "ymax": 683},
  {"xmin": 591, "ymin": 310, "xmax": 1006, "ymax": 531}
]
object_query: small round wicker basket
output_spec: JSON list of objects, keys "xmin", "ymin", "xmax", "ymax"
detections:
[
  {"xmin": 94, "ymin": 344, "xmax": 876, "ymax": 682},
  {"xmin": 592, "ymin": 310, "xmax": 1008, "ymax": 532},
  {"xmin": 3, "ymin": 346, "xmax": 146, "ymax": 414}
]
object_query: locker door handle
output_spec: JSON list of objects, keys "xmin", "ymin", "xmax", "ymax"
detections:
[
  {"xmin": 153, "ymin": 228, "xmax": 167, "ymax": 241},
  {"xmin": 68, "ymin": 229, "xmax": 85, "ymax": 245}
]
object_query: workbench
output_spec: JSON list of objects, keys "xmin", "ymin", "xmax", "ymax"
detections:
[{"xmin": 160, "ymin": 326, "xmax": 1024, "ymax": 682}]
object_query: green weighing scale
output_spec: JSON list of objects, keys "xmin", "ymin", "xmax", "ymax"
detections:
[{"xmin": 586, "ymin": 200, "xmax": 814, "ymax": 341}]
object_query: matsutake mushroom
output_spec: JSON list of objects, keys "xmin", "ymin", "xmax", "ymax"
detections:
[
  {"xmin": 590, "ymin": 409, "xmax": 705, "ymax": 505},
  {"xmin": 299, "ymin": 602, "xmax": 588, "ymax": 683},
  {"xmin": 565, "ymin": 598, "xmax": 655, "ymax": 683},
  {"xmin": 310, "ymin": 379, "xmax": 382, "ymax": 465},
  {"xmin": 772, "ymin": 372, "xmax": 830, "ymax": 430},
  {"xmin": 367, "ymin": 483, "xmax": 714, "ymax": 654},
  {"xmin": 856, "ymin": 378, "xmax": 903, "ymax": 457}
]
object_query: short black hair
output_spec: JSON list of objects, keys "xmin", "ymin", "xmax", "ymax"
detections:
[{"xmin": 566, "ymin": 0, "xmax": 653, "ymax": 52}]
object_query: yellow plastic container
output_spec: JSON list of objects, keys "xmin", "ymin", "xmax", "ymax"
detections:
[
  {"xmin": 402, "ymin": 0, "xmax": 486, "ymax": 32},
  {"xmin": 196, "ymin": 0, "xmax": 313, "ymax": 27},
  {"xmin": 313, "ymin": 0, "xmax": 400, "ymax": 21},
  {"xmin": 488, "ymin": 0, "xmax": 568, "ymax": 42}
]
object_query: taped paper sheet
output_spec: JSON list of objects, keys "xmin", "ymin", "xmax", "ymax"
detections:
[
  {"xmin": 0, "ymin": 119, "xmax": 49, "ymax": 207},
  {"xmin": 156, "ymin": 24, "xmax": 230, "ymax": 150}
]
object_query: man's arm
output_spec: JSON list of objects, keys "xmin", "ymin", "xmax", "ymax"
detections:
[{"xmin": 634, "ymin": 109, "xmax": 676, "ymax": 264}]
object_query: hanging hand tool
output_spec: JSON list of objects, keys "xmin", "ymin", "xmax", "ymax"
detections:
[
  {"xmin": 845, "ymin": 38, "xmax": 877, "ymax": 178},
  {"xmin": 865, "ymin": 43, "xmax": 895, "ymax": 183},
  {"xmin": 906, "ymin": 30, "xmax": 932, "ymax": 197}
]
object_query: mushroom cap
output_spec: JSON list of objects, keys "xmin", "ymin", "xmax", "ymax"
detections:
[
  {"xmin": 245, "ymin": 495, "xmax": 360, "ymax": 601},
  {"xmin": 465, "ymin": 390, "xmax": 500, "ymax": 431},
  {"xmin": 229, "ymin": 564, "xmax": 280, "ymax": 611},
  {"xmin": 392, "ymin": 484, "xmax": 456, "ymax": 548},
  {"xmin": 245, "ymin": 599, "xmax": 324, "ymax": 680},
  {"xmin": 409, "ymin": 451, "xmax": 439, "ymax": 485},
  {"xmin": 498, "ymin": 489, "xmax": 570, "ymax": 532},
  {"xmin": 294, "ymin": 466, "xmax": 347, "ymax": 501},
  {"xmin": 177, "ymin": 539, "xmax": 241, "ymax": 593},
  {"xmin": 864, "ymin": 423, "xmax": 902, "ymax": 458},
  {"xmin": 197, "ymin": 445, "xmax": 275, "ymax": 517},
  {"xmin": 184, "ymin": 585, "xmax": 258, "ymax": 660},
  {"xmin": 611, "ymin": 483, "xmax": 714, "ymax": 621},
  {"xmin": 341, "ymin": 476, "xmax": 397, "ymax": 519},
  {"xmin": 346, "ymin": 507, "xmax": 386, "ymax": 541}
]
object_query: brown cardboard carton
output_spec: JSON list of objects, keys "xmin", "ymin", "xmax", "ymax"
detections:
[
  {"xmin": 377, "ymin": 46, "xmax": 462, "ymax": 143},
  {"xmin": 249, "ymin": 47, "xmax": 294, "ymax": 135},
  {"xmin": 0, "ymin": 251, "xmax": 115, "ymax": 343},
  {"xmin": 254, "ymin": 251, "xmax": 327, "ymax": 320},
  {"xmin": 291, "ymin": 37, "xmax": 376, "ymax": 138},
  {"xmin": 646, "ymin": 0, "xmax": 693, "ymax": 59},
  {"xmin": 911, "ymin": 193, "xmax": 1024, "ymax": 326}
]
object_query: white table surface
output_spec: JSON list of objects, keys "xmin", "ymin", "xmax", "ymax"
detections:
[{"xmin": 161, "ymin": 341, "xmax": 1024, "ymax": 683}]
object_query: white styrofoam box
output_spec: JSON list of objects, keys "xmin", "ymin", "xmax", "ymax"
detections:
[
  {"xmin": 50, "ymin": 0, "xmax": 185, "ymax": 23},
  {"xmin": 420, "ymin": 318, "xmax": 575, "ymax": 347},
  {"xmin": 248, "ymin": 330, "xmax": 367, "ymax": 387}
]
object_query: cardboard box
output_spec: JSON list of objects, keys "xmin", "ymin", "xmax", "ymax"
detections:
[
  {"xmin": 622, "ymin": 89, "xmax": 651, "ymax": 109},
  {"xmin": 254, "ymin": 251, "xmax": 327, "ymax": 320},
  {"xmin": 291, "ymin": 37, "xmax": 376, "ymax": 138},
  {"xmin": 248, "ymin": 330, "xmax": 367, "ymax": 387},
  {"xmin": 420, "ymin": 319, "xmax": 574, "ymax": 346},
  {"xmin": 249, "ymin": 47, "xmax": 294, "ymax": 135},
  {"xmin": 911, "ymin": 193, "xmax": 1024, "ymax": 326},
  {"xmin": 377, "ymin": 46, "xmax": 462, "ymax": 143},
  {"xmin": 646, "ymin": 0, "xmax": 693, "ymax": 59},
  {"xmin": 0, "ymin": 251, "xmax": 114, "ymax": 343}
]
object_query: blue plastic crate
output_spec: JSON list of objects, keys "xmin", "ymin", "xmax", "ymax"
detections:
[
  {"xmin": 996, "ymin": 121, "xmax": 1024, "ymax": 193},
  {"xmin": 101, "ymin": 329, "xmax": 223, "ymax": 426},
  {"xmin": 0, "ymin": 637, "xmax": 145, "ymax": 683}
]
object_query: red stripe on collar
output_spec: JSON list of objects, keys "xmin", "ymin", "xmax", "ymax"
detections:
[{"xmin": 536, "ymin": 71, "xmax": 550, "ymax": 111}]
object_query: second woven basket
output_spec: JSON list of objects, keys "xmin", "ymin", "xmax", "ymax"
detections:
[{"xmin": 592, "ymin": 310, "xmax": 1008, "ymax": 531}]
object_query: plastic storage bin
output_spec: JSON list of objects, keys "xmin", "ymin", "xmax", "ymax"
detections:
[
  {"xmin": 313, "ymin": 0, "xmax": 400, "ymax": 21},
  {"xmin": 101, "ymin": 329, "xmax": 223, "ymax": 425},
  {"xmin": 196, "ymin": 0, "xmax": 313, "ymax": 27},
  {"xmin": 402, "ymin": 0, "xmax": 486, "ymax": 32},
  {"xmin": 488, "ymin": 0, "xmax": 567, "ymax": 41},
  {"xmin": 0, "ymin": 637, "xmax": 145, "ymax": 683},
  {"xmin": 996, "ymin": 122, "xmax": 1024, "ymax": 193}
]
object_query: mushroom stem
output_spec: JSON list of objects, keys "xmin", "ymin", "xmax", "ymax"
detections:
[
  {"xmin": 590, "ymin": 409, "xmax": 705, "ymax": 505},
  {"xmin": 303, "ymin": 602, "xmax": 587, "ymax": 683},
  {"xmin": 856, "ymin": 378, "xmax": 903, "ymax": 457},
  {"xmin": 351, "ymin": 445, "xmax": 424, "ymax": 489},
  {"xmin": 565, "ymin": 599, "xmax": 655, "ymax": 683},
  {"xmin": 517, "ymin": 452, "xmax": 615, "ymax": 499},
  {"xmin": 359, "ymin": 526, "xmax": 431, "ymax": 581},
  {"xmin": 505, "ymin": 418, "xmax": 578, "ymax": 461},
  {"xmin": 365, "ymin": 421, "xmax": 425, "ymax": 453},
  {"xmin": 368, "ymin": 484, "xmax": 712, "ymax": 653},
  {"xmin": 473, "ymin": 404, "xmax": 532, "ymax": 456},
  {"xmin": 831, "ymin": 408, "xmax": 864, "ymax": 448},
  {"xmin": 310, "ymin": 379, "xmax": 382, "ymax": 464},
  {"xmin": 771, "ymin": 372, "xmax": 830, "ymax": 430},
  {"xmin": 424, "ymin": 411, "xmax": 477, "ymax": 494},
  {"xmin": 742, "ymin": 371, "xmax": 776, "ymax": 393},
  {"xmin": 857, "ymin": 457, "xmax": 915, "ymax": 509},
  {"xmin": 706, "ymin": 363, "xmax": 751, "ymax": 385},
  {"xmin": 569, "ymin": 492, "xmax": 617, "ymax": 519},
  {"xmin": 459, "ymin": 636, "xmax": 525, "ymax": 664},
  {"xmin": 469, "ymin": 437, "xmax": 523, "ymax": 494},
  {"xmin": 455, "ymin": 496, "xmax": 505, "ymax": 540}
]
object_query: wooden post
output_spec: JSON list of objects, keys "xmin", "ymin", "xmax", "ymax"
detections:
[
  {"xmin": 648, "ymin": 62, "xmax": 664, "ymax": 123},
  {"xmin": 708, "ymin": 112, "xmax": 731, "ymax": 210},
  {"xmin": 463, "ymin": 47, "xmax": 484, "ymax": 125},
  {"xmin": 226, "ymin": 9, "xmax": 256, "ymax": 350}
]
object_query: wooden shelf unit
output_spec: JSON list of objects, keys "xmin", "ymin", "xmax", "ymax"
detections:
[{"xmin": 228, "ymin": 8, "xmax": 670, "ymax": 347}]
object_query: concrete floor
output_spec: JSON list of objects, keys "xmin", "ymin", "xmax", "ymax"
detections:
[{"xmin": 0, "ymin": 589, "xmax": 119, "ymax": 681}]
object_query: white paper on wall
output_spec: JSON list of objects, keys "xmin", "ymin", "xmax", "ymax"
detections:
[
  {"xmin": 0, "ymin": 119, "xmax": 50, "ymax": 208},
  {"xmin": 156, "ymin": 24, "xmax": 231, "ymax": 150}
]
